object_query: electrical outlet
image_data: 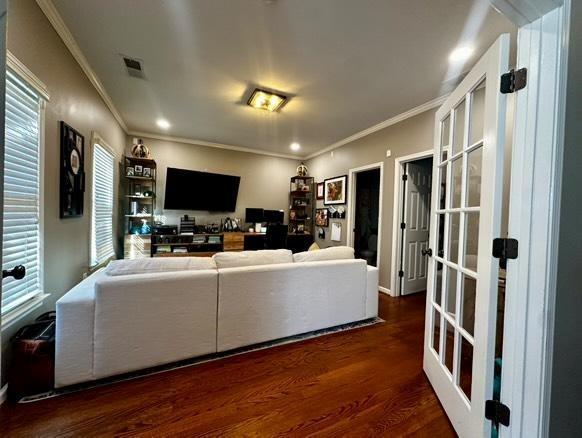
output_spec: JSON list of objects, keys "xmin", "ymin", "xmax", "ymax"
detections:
[{"xmin": 386, "ymin": 149, "xmax": 392, "ymax": 158}]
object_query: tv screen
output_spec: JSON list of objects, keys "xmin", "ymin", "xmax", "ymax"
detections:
[{"xmin": 164, "ymin": 167, "xmax": 241, "ymax": 212}]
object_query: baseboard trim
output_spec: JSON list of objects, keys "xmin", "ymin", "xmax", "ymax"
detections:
[
  {"xmin": 379, "ymin": 286, "xmax": 392, "ymax": 296},
  {"xmin": 0, "ymin": 384, "xmax": 8, "ymax": 405}
]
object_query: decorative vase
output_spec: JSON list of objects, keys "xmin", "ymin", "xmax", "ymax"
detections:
[{"xmin": 131, "ymin": 139, "xmax": 151, "ymax": 159}]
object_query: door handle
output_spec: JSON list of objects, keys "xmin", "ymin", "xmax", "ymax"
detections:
[
  {"xmin": 3, "ymin": 265, "xmax": 26, "ymax": 280},
  {"xmin": 421, "ymin": 248, "xmax": 433, "ymax": 257}
]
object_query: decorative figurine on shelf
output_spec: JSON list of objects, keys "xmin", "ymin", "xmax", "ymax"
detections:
[
  {"xmin": 131, "ymin": 138, "xmax": 151, "ymax": 159},
  {"xmin": 296, "ymin": 162, "xmax": 308, "ymax": 177},
  {"xmin": 140, "ymin": 219, "xmax": 151, "ymax": 234}
]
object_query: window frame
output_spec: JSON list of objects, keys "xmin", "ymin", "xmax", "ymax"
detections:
[
  {"xmin": 89, "ymin": 132, "xmax": 116, "ymax": 268},
  {"xmin": 1, "ymin": 52, "xmax": 49, "ymax": 327}
]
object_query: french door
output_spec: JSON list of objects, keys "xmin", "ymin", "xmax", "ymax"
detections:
[{"xmin": 423, "ymin": 34, "xmax": 509, "ymax": 437}]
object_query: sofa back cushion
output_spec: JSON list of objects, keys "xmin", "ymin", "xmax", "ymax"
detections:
[
  {"xmin": 106, "ymin": 257, "xmax": 216, "ymax": 276},
  {"xmin": 213, "ymin": 249, "xmax": 293, "ymax": 269},
  {"xmin": 293, "ymin": 246, "xmax": 354, "ymax": 263}
]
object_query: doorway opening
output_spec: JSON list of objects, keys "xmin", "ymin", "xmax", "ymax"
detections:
[
  {"xmin": 390, "ymin": 151, "xmax": 434, "ymax": 296},
  {"xmin": 347, "ymin": 162, "xmax": 383, "ymax": 267}
]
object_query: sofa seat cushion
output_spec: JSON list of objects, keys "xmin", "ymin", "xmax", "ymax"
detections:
[
  {"xmin": 213, "ymin": 249, "xmax": 293, "ymax": 269},
  {"xmin": 106, "ymin": 256, "xmax": 216, "ymax": 276},
  {"xmin": 293, "ymin": 246, "xmax": 354, "ymax": 263}
]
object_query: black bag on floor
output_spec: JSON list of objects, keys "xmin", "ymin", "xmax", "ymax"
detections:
[{"xmin": 9, "ymin": 311, "xmax": 56, "ymax": 400}]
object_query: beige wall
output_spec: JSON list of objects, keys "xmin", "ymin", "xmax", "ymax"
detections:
[
  {"xmin": 2, "ymin": 0, "xmax": 126, "ymax": 372},
  {"xmin": 307, "ymin": 109, "xmax": 436, "ymax": 290},
  {"xmin": 132, "ymin": 136, "xmax": 300, "ymax": 227}
]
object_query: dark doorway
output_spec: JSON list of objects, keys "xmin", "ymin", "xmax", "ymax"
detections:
[{"xmin": 353, "ymin": 168, "xmax": 381, "ymax": 266}]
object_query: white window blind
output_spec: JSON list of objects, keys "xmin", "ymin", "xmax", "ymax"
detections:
[
  {"xmin": 2, "ymin": 70, "xmax": 42, "ymax": 315},
  {"xmin": 91, "ymin": 143, "xmax": 115, "ymax": 266}
]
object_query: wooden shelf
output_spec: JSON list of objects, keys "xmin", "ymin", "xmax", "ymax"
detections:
[
  {"xmin": 125, "ymin": 176, "xmax": 155, "ymax": 181},
  {"xmin": 125, "ymin": 214, "xmax": 153, "ymax": 218}
]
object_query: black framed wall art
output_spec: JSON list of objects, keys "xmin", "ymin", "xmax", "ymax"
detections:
[
  {"xmin": 60, "ymin": 121, "xmax": 85, "ymax": 218},
  {"xmin": 323, "ymin": 175, "xmax": 347, "ymax": 205}
]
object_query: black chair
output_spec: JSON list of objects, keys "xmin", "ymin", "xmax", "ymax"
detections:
[{"xmin": 265, "ymin": 224, "xmax": 288, "ymax": 249}]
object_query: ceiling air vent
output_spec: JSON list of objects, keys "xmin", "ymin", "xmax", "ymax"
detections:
[{"xmin": 122, "ymin": 56, "xmax": 145, "ymax": 79}]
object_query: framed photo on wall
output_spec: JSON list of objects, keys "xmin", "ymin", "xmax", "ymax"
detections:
[
  {"xmin": 323, "ymin": 175, "xmax": 347, "ymax": 205},
  {"xmin": 316, "ymin": 182, "xmax": 324, "ymax": 200},
  {"xmin": 315, "ymin": 208, "xmax": 329, "ymax": 227}
]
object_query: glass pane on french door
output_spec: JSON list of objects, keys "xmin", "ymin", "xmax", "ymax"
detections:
[{"xmin": 430, "ymin": 78, "xmax": 486, "ymax": 404}]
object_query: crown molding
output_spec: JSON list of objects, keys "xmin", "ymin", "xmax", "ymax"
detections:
[
  {"xmin": 304, "ymin": 94, "xmax": 449, "ymax": 160},
  {"xmin": 128, "ymin": 131, "xmax": 301, "ymax": 161},
  {"xmin": 35, "ymin": 0, "xmax": 128, "ymax": 132}
]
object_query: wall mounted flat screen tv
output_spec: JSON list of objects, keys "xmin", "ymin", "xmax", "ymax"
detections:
[{"xmin": 164, "ymin": 167, "xmax": 241, "ymax": 212}]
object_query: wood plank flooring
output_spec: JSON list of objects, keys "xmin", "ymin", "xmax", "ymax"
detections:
[{"xmin": 0, "ymin": 292, "xmax": 455, "ymax": 437}]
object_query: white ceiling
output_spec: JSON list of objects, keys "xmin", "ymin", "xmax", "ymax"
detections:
[{"xmin": 52, "ymin": 0, "xmax": 516, "ymax": 157}]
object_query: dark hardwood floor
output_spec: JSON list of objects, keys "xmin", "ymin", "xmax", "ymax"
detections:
[{"xmin": 0, "ymin": 293, "xmax": 455, "ymax": 437}]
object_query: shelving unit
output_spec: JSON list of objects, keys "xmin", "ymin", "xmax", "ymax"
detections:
[
  {"xmin": 289, "ymin": 176, "xmax": 314, "ymax": 235},
  {"xmin": 123, "ymin": 156, "xmax": 157, "ymax": 259}
]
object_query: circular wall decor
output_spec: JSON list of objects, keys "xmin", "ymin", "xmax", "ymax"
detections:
[{"xmin": 69, "ymin": 148, "xmax": 81, "ymax": 175}]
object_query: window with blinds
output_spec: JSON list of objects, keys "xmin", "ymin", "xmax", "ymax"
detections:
[
  {"xmin": 91, "ymin": 143, "xmax": 115, "ymax": 266},
  {"xmin": 2, "ymin": 70, "xmax": 43, "ymax": 315}
]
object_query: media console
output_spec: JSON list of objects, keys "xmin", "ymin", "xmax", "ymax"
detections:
[{"xmin": 151, "ymin": 232, "xmax": 313, "ymax": 257}]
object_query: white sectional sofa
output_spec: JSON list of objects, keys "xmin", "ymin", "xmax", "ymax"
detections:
[{"xmin": 55, "ymin": 247, "xmax": 379, "ymax": 388}]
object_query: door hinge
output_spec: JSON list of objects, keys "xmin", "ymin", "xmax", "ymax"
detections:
[
  {"xmin": 500, "ymin": 68, "xmax": 527, "ymax": 94},
  {"xmin": 402, "ymin": 174, "xmax": 408, "ymax": 181},
  {"xmin": 398, "ymin": 270, "xmax": 404, "ymax": 278},
  {"xmin": 400, "ymin": 222, "xmax": 406, "ymax": 229},
  {"xmin": 485, "ymin": 400, "xmax": 510, "ymax": 428},
  {"xmin": 492, "ymin": 238, "xmax": 518, "ymax": 269}
]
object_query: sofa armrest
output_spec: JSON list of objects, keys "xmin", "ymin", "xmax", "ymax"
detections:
[
  {"xmin": 55, "ymin": 268, "xmax": 106, "ymax": 388},
  {"xmin": 366, "ymin": 265, "xmax": 379, "ymax": 318}
]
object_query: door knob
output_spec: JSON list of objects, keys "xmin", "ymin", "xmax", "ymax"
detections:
[
  {"xmin": 421, "ymin": 248, "xmax": 433, "ymax": 257},
  {"xmin": 3, "ymin": 265, "xmax": 26, "ymax": 280}
]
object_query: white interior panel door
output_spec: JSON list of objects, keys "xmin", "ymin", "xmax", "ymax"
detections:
[
  {"xmin": 402, "ymin": 162, "xmax": 431, "ymax": 295},
  {"xmin": 423, "ymin": 34, "xmax": 509, "ymax": 437}
]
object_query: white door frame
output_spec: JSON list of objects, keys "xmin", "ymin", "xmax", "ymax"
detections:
[
  {"xmin": 346, "ymin": 162, "xmax": 384, "ymax": 271},
  {"xmin": 390, "ymin": 149, "xmax": 434, "ymax": 297},
  {"xmin": 499, "ymin": 3, "xmax": 570, "ymax": 437}
]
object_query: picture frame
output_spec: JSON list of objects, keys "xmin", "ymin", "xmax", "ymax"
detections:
[
  {"xmin": 316, "ymin": 182, "xmax": 324, "ymax": 200},
  {"xmin": 134, "ymin": 183, "xmax": 142, "ymax": 196},
  {"xmin": 134, "ymin": 164, "xmax": 143, "ymax": 175},
  {"xmin": 59, "ymin": 122, "xmax": 85, "ymax": 218},
  {"xmin": 289, "ymin": 210, "xmax": 297, "ymax": 220},
  {"xmin": 315, "ymin": 208, "xmax": 329, "ymax": 227},
  {"xmin": 324, "ymin": 175, "xmax": 348, "ymax": 205},
  {"xmin": 126, "ymin": 167, "xmax": 135, "ymax": 177},
  {"xmin": 143, "ymin": 167, "xmax": 151, "ymax": 178}
]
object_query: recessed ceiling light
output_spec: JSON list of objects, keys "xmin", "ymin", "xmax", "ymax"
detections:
[
  {"xmin": 247, "ymin": 88, "xmax": 287, "ymax": 112},
  {"xmin": 156, "ymin": 119, "xmax": 170, "ymax": 129},
  {"xmin": 449, "ymin": 46, "xmax": 474, "ymax": 63},
  {"xmin": 290, "ymin": 142, "xmax": 301, "ymax": 151}
]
